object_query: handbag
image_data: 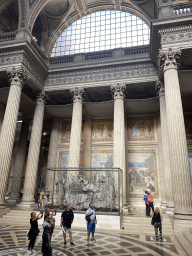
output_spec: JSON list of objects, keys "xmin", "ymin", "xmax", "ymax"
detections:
[{"xmin": 85, "ymin": 215, "xmax": 91, "ymax": 222}]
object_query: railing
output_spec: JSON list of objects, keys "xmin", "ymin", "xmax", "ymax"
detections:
[
  {"xmin": 85, "ymin": 51, "xmax": 113, "ymax": 60},
  {"xmin": 0, "ymin": 32, "xmax": 17, "ymax": 42},
  {"xmin": 124, "ymin": 46, "xmax": 149, "ymax": 55},
  {"xmin": 173, "ymin": 4, "xmax": 192, "ymax": 15},
  {"xmin": 49, "ymin": 56, "xmax": 74, "ymax": 64}
]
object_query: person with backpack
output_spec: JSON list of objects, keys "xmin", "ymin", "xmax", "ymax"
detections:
[
  {"xmin": 60, "ymin": 204, "xmax": 74, "ymax": 246},
  {"xmin": 143, "ymin": 190, "xmax": 148, "ymax": 217},
  {"xmin": 151, "ymin": 207, "xmax": 163, "ymax": 242}
]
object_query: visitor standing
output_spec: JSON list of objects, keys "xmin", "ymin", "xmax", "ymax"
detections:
[
  {"xmin": 42, "ymin": 226, "xmax": 52, "ymax": 256},
  {"xmin": 27, "ymin": 211, "xmax": 43, "ymax": 255},
  {"xmin": 152, "ymin": 207, "xmax": 163, "ymax": 242},
  {"xmin": 60, "ymin": 204, "xmax": 74, "ymax": 246},
  {"xmin": 86, "ymin": 203, "xmax": 97, "ymax": 242},
  {"xmin": 143, "ymin": 190, "xmax": 148, "ymax": 217},
  {"xmin": 43, "ymin": 214, "xmax": 55, "ymax": 241},
  {"xmin": 147, "ymin": 190, "xmax": 154, "ymax": 217}
]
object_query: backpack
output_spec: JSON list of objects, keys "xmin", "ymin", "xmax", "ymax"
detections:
[{"xmin": 143, "ymin": 194, "xmax": 147, "ymax": 201}]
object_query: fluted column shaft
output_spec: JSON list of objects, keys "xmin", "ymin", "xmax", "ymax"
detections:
[
  {"xmin": 111, "ymin": 84, "xmax": 126, "ymax": 204},
  {"xmin": 10, "ymin": 120, "xmax": 29, "ymax": 202},
  {"xmin": 45, "ymin": 119, "xmax": 61, "ymax": 194},
  {"xmin": 22, "ymin": 91, "xmax": 45, "ymax": 204},
  {"xmin": 0, "ymin": 67, "xmax": 27, "ymax": 207},
  {"xmin": 158, "ymin": 85, "xmax": 174, "ymax": 209},
  {"xmin": 68, "ymin": 88, "xmax": 84, "ymax": 170},
  {"xmin": 159, "ymin": 49, "xmax": 192, "ymax": 211},
  {"xmin": 82, "ymin": 117, "xmax": 92, "ymax": 168}
]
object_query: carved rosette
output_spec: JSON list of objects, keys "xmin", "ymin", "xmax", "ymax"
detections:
[
  {"xmin": 111, "ymin": 83, "xmax": 126, "ymax": 100},
  {"xmin": 155, "ymin": 80, "xmax": 165, "ymax": 97},
  {"xmin": 6, "ymin": 66, "xmax": 28, "ymax": 87},
  {"xmin": 36, "ymin": 90, "xmax": 48, "ymax": 105},
  {"xmin": 70, "ymin": 87, "xmax": 84, "ymax": 103},
  {"xmin": 158, "ymin": 48, "xmax": 181, "ymax": 71}
]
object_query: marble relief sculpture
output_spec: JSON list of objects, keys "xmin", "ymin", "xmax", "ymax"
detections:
[{"xmin": 53, "ymin": 171, "xmax": 116, "ymax": 211}]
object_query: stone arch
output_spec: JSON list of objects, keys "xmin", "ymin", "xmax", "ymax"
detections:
[{"xmin": 46, "ymin": 5, "xmax": 151, "ymax": 57}]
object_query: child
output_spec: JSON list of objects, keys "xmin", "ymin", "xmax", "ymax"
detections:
[{"xmin": 152, "ymin": 207, "xmax": 163, "ymax": 242}]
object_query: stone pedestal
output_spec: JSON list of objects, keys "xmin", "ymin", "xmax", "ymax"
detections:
[
  {"xmin": 68, "ymin": 88, "xmax": 84, "ymax": 175},
  {"xmin": 159, "ymin": 48, "xmax": 192, "ymax": 229},
  {"xmin": 9, "ymin": 120, "xmax": 29, "ymax": 204},
  {"xmin": 111, "ymin": 84, "xmax": 126, "ymax": 206},
  {"xmin": 45, "ymin": 119, "xmax": 61, "ymax": 198},
  {"xmin": 21, "ymin": 91, "xmax": 46, "ymax": 206},
  {"xmin": 0, "ymin": 67, "xmax": 27, "ymax": 208}
]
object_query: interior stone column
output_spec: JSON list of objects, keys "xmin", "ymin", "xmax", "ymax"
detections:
[
  {"xmin": 0, "ymin": 103, "xmax": 5, "ymax": 132},
  {"xmin": 45, "ymin": 119, "xmax": 61, "ymax": 198},
  {"xmin": 21, "ymin": 91, "xmax": 46, "ymax": 206},
  {"xmin": 0, "ymin": 67, "xmax": 27, "ymax": 208},
  {"xmin": 9, "ymin": 120, "xmax": 29, "ymax": 204},
  {"xmin": 157, "ymin": 81, "xmax": 174, "ymax": 213},
  {"xmin": 111, "ymin": 83, "xmax": 126, "ymax": 205},
  {"xmin": 82, "ymin": 117, "xmax": 92, "ymax": 176},
  {"xmin": 159, "ymin": 48, "xmax": 192, "ymax": 230},
  {"xmin": 68, "ymin": 88, "xmax": 84, "ymax": 174}
]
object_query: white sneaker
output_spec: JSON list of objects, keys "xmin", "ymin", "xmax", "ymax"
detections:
[
  {"xmin": 31, "ymin": 249, "xmax": 36, "ymax": 253},
  {"xmin": 27, "ymin": 250, "xmax": 32, "ymax": 255}
]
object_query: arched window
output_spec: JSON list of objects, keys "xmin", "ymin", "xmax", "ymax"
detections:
[{"xmin": 51, "ymin": 10, "xmax": 150, "ymax": 57}]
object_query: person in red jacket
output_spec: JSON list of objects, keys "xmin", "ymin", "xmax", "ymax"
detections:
[{"xmin": 146, "ymin": 191, "xmax": 154, "ymax": 217}]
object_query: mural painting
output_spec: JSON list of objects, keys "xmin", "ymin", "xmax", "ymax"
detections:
[
  {"xmin": 92, "ymin": 120, "xmax": 113, "ymax": 141},
  {"xmin": 91, "ymin": 152, "xmax": 113, "ymax": 167},
  {"xmin": 128, "ymin": 151, "xmax": 156, "ymax": 197},
  {"xmin": 128, "ymin": 118, "xmax": 154, "ymax": 140},
  {"xmin": 61, "ymin": 123, "xmax": 71, "ymax": 142}
]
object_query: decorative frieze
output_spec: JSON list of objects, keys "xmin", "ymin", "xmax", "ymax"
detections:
[
  {"xmin": 0, "ymin": 50, "xmax": 24, "ymax": 66},
  {"xmin": 159, "ymin": 24, "xmax": 192, "ymax": 46},
  {"xmin": 46, "ymin": 63, "xmax": 157, "ymax": 87}
]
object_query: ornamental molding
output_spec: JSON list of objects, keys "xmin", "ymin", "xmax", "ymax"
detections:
[
  {"xmin": 0, "ymin": 50, "xmax": 24, "ymax": 65},
  {"xmin": 152, "ymin": 12, "xmax": 192, "ymax": 25},
  {"xmin": 46, "ymin": 63, "xmax": 157, "ymax": 86},
  {"xmin": 159, "ymin": 24, "xmax": 192, "ymax": 45}
]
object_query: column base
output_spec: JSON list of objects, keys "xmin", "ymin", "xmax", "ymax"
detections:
[
  {"xmin": 160, "ymin": 201, "xmax": 167, "ymax": 212},
  {"xmin": 166, "ymin": 202, "xmax": 175, "ymax": 215},
  {"xmin": 19, "ymin": 198, "xmax": 36, "ymax": 209},
  {"xmin": 173, "ymin": 209, "xmax": 192, "ymax": 232}
]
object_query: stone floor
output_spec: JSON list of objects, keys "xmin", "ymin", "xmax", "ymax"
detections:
[{"xmin": 0, "ymin": 224, "xmax": 187, "ymax": 256}]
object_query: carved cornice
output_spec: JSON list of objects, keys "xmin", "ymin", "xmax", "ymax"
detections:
[
  {"xmin": 159, "ymin": 24, "xmax": 192, "ymax": 46},
  {"xmin": 6, "ymin": 66, "xmax": 28, "ymax": 87},
  {"xmin": 46, "ymin": 63, "xmax": 157, "ymax": 87},
  {"xmin": 111, "ymin": 83, "xmax": 126, "ymax": 100},
  {"xmin": 155, "ymin": 80, "xmax": 164, "ymax": 97},
  {"xmin": 158, "ymin": 48, "xmax": 181, "ymax": 71},
  {"xmin": 70, "ymin": 87, "xmax": 84, "ymax": 103}
]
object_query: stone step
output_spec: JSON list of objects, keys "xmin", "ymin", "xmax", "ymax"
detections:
[{"xmin": 175, "ymin": 233, "xmax": 192, "ymax": 256}]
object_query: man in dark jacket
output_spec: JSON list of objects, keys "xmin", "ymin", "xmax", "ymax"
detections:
[{"xmin": 60, "ymin": 204, "xmax": 74, "ymax": 246}]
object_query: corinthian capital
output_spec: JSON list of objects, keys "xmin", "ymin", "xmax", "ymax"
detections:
[
  {"xmin": 111, "ymin": 83, "xmax": 126, "ymax": 100},
  {"xmin": 6, "ymin": 66, "xmax": 28, "ymax": 87},
  {"xmin": 158, "ymin": 48, "xmax": 181, "ymax": 71},
  {"xmin": 36, "ymin": 90, "xmax": 48, "ymax": 105},
  {"xmin": 155, "ymin": 80, "xmax": 165, "ymax": 97},
  {"xmin": 70, "ymin": 87, "xmax": 84, "ymax": 103}
]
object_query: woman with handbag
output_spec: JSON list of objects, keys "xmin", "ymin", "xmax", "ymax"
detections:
[
  {"xmin": 152, "ymin": 207, "xmax": 163, "ymax": 242},
  {"xmin": 27, "ymin": 211, "xmax": 43, "ymax": 255}
]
